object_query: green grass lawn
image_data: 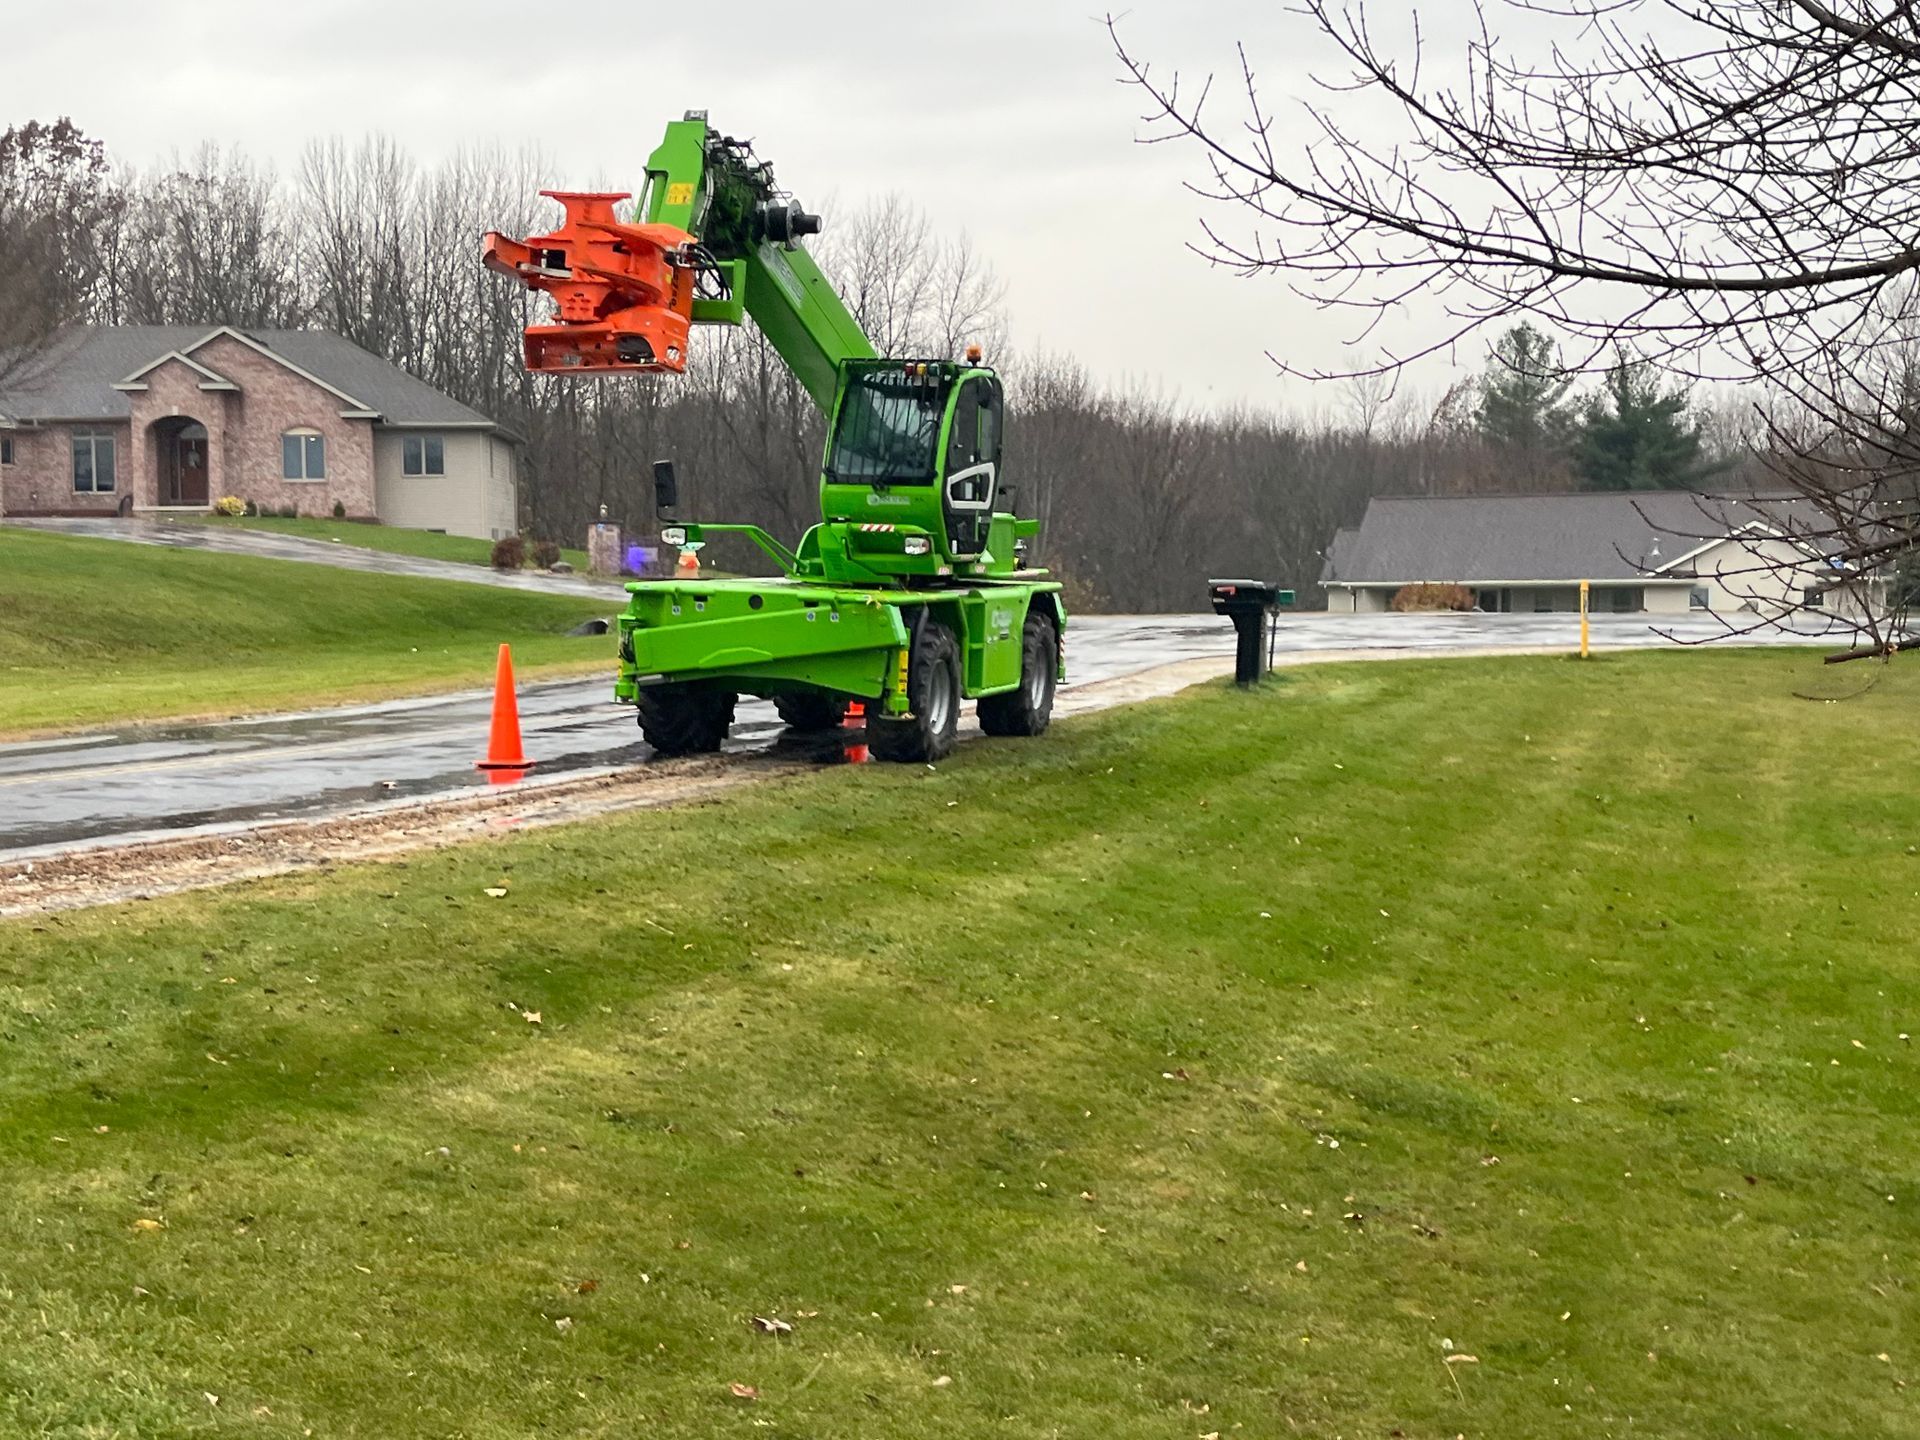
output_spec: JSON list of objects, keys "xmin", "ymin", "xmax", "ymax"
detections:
[
  {"xmin": 0, "ymin": 528, "xmax": 613, "ymax": 736},
  {"xmin": 176, "ymin": 515, "xmax": 591, "ymax": 572},
  {"xmin": 2, "ymin": 650, "xmax": 1916, "ymax": 1437}
]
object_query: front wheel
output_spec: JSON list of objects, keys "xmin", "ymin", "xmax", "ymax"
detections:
[
  {"xmin": 870, "ymin": 622, "xmax": 961, "ymax": 763},
  {"xmin": 978, "ymin": 610, "xmax": 1058, "ymax": 738},
  {"xmin": 637, "ymin": 685, "xmax": 735, "ymax": 756}
]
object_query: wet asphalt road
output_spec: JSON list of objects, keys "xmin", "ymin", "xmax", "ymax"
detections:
[{"xmin": 0, "ymin": 611, "xmax": 1831, "ymax": 862}]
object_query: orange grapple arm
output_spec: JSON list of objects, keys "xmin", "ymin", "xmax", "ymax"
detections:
[{"xmin": 482, "ymin": 191, "xmax": 696, "ymax": 374}]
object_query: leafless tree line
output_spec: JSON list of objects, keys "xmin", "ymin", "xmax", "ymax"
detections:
[{"xmin": 1110, "ymin": 0, "xmax": 1920, "ymax": 647}]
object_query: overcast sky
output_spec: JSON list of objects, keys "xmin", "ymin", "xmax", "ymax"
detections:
[{"xmin": 8, "ymin": 2, "xmax": 1490, "ymax": 413}]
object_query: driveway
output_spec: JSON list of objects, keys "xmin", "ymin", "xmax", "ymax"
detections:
[{"xmin": 5, "ymin": 515, "xmax": 624, "ymax": 600}]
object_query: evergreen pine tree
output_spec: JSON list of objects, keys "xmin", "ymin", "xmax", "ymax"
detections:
[
  {"xmin": 1474, "ymin": 323, "xmax": 1576, "ymax": 453},
  {"xmin": 1574, "ymin": 355, "xmax": 1716, "ymax": 491}
]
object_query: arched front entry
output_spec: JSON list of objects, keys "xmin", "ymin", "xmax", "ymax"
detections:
[{"xmin": 151, "ymin": 416, "xmax": 210, "ymax": 507}]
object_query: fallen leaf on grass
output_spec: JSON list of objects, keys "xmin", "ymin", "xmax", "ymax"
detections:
[
  {"xmin": 1443, "ymin": 1354, "xmax": 1480, "ymax": 1365},
  {"xmin": 931, "ymin": 1375, "xmax": 952, "ymax": 1388},
  {"xmin": 523, "ymin": 1011, "xmax": 542, "ymax": 1025},
  {"xmin": 576, "ymin": 1279, "xmax": 599, "ymax": 1295},
  {"xmin": 484, "ymin": 887, "xmax": 509, "ymax": 898},
  {"xmin": 554, "ymin": 1317, "xmax": 573, "ymax": 1333},
  {"xmin": 750, "ymin": 1316, "xmax": 792, "ymax": 1335},
  {"xmin": 131, "ymin": 1218, "xmax": 164, "ymax": 1233},
  {"xmin": 728, "ymin": 1383, "xmax": 759, "ymax": 1401}
]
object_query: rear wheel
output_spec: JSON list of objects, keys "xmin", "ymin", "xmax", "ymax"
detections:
[
  {"xmin": 978, "ymin": 610, "xmax": 1058, "ymax": 737},
  {"xmin": 773, "ymin": 692, "xmax": 849, "ymax": 732},
  {"xmin": 870, "ymin": 622, "xmax": 960, "ymax": 763},
  {"xmin": 637, "ymin": 685, "xmax": 735, "ymax": 756}
]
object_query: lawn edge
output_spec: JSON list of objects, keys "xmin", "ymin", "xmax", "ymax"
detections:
[{"xmin": 0, "ymin": 658, "xmax": 613, "ymax": 745}]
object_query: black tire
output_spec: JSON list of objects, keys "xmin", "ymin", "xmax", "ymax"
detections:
[
  {"xmin": 636, "ymin": 685, "xmax": 735, "ymax": 756},
  {"xmin": 978, "ymin": 610, "xmax": 1058, "ymax": 737},
  {"xmin": 773, "ymin": 692, "xmax": 849, "ymax": 732},
  {"xmin": 870, "ymin": 621, "xmax": 961, "ymax": 763}
]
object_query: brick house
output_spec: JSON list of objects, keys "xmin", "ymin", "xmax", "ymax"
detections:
[{"xmin": 0, "ymin": 326, "xmax": 519, "ymax": 539}]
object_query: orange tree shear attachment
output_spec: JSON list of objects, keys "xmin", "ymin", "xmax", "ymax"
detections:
[{"xmin": 483, "ymin": 191, "xmax": 695, "ymax": 374}]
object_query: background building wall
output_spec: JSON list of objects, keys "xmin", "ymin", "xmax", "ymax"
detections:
[{"xmin": 373, "ymin": 430, "xmax": 509, "ymax": 540}]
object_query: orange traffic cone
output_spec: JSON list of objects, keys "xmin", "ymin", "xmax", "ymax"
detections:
[
  {"xmin": 843, "ymin": 700, "xmax": 869, "ymax": 765},
  {"xmin": 477, "ymin": 643, "xmax": 535, "ymax": 772}
]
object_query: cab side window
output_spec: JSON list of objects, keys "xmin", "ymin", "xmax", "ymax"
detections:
[
  {"xmin": 948, "ymin": 383, "xmax": 982, "ymax": 472},
  {"xmin": 946, "ymin": 378, "xmax": 1002, "ymax": 481},
  {"xmin": 975, "ymin": 386, "xmax": 1001, "ymax": 466}
]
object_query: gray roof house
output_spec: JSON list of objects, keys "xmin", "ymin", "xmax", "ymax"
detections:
[
  {"xmin": 0, "ymin": 326, "xmax": 519, "ymax": 540},
  {"xmin": 1321, "ymin": 491, "xmax": 1881, "ymax": 618}
]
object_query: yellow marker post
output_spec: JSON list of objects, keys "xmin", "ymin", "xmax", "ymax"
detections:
[{"xmin": 1579, "ymin": 579, "xmax": 1591, "ymax": 659}]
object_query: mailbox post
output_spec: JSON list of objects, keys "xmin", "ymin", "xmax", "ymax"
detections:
[{"xmin": 1208, "ymin": 579, "xmax": 1294, "ymax": 686}]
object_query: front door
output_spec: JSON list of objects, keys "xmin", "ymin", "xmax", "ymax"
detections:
[{"xmin": 176, "ymin": 434, "xmax": 209, "ymax": 505}]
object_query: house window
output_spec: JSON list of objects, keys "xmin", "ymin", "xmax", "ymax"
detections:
[
  {"xmin": 282, "ymin": 430, "xmax": 326, "ymax": 481},
  {"xmin": 72, "ymin": 430, "xmax": 116, "ymax": 493},
  {"xmin": 1532, "ymin": 590, "xmax": 1554, "ymax": 614},
  {"xmin": 1689, "ymin": 585, "xmax": 1710, "ymax": 610},
  {"xmin": 403, "ymin": 435, "xmax": 445, "ymax": 476},
  {"xmin": 1609, "ymin": 586, "xmax": 1640, "ymax": 613},
  {"xmin": 1802, "ymin": 586, "xmax": 1826, "ymax": 609},
  {"xmin": 0, "ymin": 435, "xmax": 13, "ymax": 466},
  {"xmin": 1478, "ymin": 588, "xmax": 1510, "ymax": 613}
]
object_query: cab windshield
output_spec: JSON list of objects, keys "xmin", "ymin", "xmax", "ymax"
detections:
[{"xmin": 825, "ymin": 372, "xmax": 945, "ymax": 484}]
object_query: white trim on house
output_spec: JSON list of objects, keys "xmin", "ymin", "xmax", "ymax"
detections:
[
  {"xmin": 1649, "ymin": 519, "xmax": 1779, "ymax": 574},
  {"xmin": 111, "ymin": 350, "xmax": 241, "ymax": 393},
  {"xmin": 376, "ymin": 419, "xmax": 498, "ymax": 429}
]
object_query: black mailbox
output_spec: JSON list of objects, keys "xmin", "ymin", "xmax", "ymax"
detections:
[{"xmin": 1208, "ymin": 579, "xmax": 1294, "ymax": 686}]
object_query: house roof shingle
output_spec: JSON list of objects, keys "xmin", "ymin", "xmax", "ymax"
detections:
[
  {"xmin": 1319, "ymin": 526, "xmax": 1360, "ymax": 586},
  {"xmin": 0, "ymin": 326, "xmax": 496, "ymax": 428},
  {"xmin": 1323, "ymin": 491, "xmax": 1805, "ymax": 585}
]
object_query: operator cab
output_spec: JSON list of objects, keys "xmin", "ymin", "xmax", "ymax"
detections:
[{"xmin": 822, "ymin": 359, "xmax": 1004, "ymax": 560}]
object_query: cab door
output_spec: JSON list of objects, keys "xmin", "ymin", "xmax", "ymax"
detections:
[{"xmin": 942, "ymin": 377, "xmax": 1002, "ymax": 556}]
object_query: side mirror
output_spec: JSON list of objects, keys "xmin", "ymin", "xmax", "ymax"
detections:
[{"xmin": 652, "ymin": 459, "xmax": 679, "ymax": 516}]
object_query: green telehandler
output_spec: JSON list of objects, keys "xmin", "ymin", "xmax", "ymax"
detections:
[{"xmin": 484, "ymin": 112, "xmax": 1064, "ymax": 762}]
